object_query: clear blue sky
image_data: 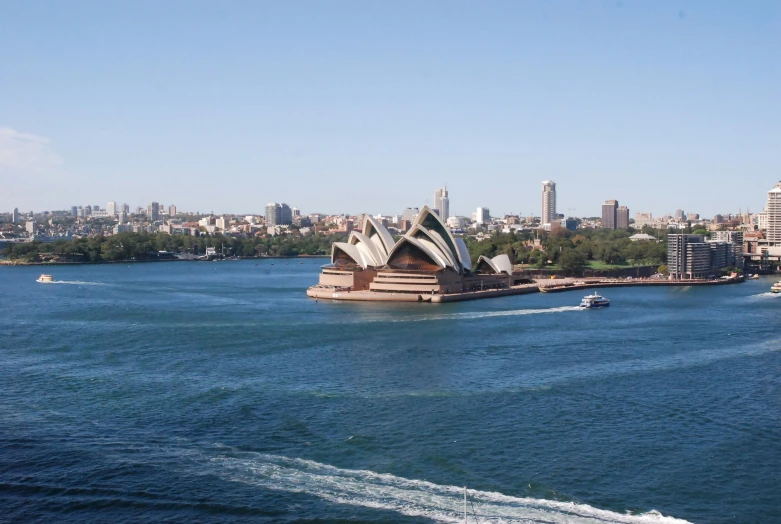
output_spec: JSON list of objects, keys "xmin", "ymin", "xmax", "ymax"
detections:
[{"xmin": 1, "ymin": 0, "xmax": 779, "ymax": 218}]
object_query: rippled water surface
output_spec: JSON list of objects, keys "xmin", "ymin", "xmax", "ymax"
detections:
[{"xmin": 1, "ymin": 261, "xmax": 779, "ymax": 523}]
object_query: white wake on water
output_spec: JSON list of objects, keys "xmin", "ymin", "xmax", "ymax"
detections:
[
  {"xmin": 188, "ymin": 450, "xmax": 691, "ymax": 523},
  {"xmin": 748, "ymin": 292, "xmax": 780, "ymax": 299},
  {"xmin": 46, "ymin": 280, "xmax": 108, "ymax": 286},
  {"xmin": 382, "ymin": 306, "xmax": 583, "ymax": 323}
]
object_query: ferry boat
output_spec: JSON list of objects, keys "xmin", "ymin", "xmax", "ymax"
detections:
[
  {"xmin": 36, "ymin": 274, "xmax": 55, "ymax": 283},
  {"xmin": 579, "ymin": 294, "xmax": 610, "ymax": 308},
  {"xmin": 771, "ymin": 281, "xmax": 781, "ymax": 294}
]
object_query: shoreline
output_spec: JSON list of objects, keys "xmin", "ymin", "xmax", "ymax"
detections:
[
  {"xmin": 307, "ymin": 276, "xmax": 746, "ymax": 303},
  {"xmin": 0, "ymin": 254, "xmax": 330, "ymax": 267}
]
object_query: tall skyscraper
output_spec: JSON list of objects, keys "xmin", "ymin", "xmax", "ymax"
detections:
[
  {"xmin": 541, "ymin": 181, "xmax": 556, "ymax": 224},
  {"xmin": 148, "ymin": 202, "xmax": 160, "ymax": 221},
  {"xmin": 617, "ymin": 205, "xmax": 630, "ymax": 229},
  {"xmin": 475, "ymin": 207, "xmax": 490, "ymax": 224},
  {"xmin": 602, "ymin": 200, "xmax": 618, "ymax": 230},
  {"xmin": 12, "ymin": 207, "xmax": 19, "ymax": 223},
  {"xmin": 71, "ymin": 206, "xmax": 78, "ymax": 217},
  {"xmin": 433, "ymin": 186, "xmax": 449, "ymax": 220},
  {"xmin": 765, "ymin": 181, "xmax": 781, "ymax": 243},
  {"xmin": 107, "ymin": 202, "xmax": 117, "ymax": 217}
]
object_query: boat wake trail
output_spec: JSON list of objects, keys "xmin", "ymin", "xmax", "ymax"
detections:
[
  {"xmin": 47, "ymin": 280, "xmax": 108, "ymax": 286},
  {"xmin": 749, "ymin": 292, "xmax": 780, "ymax": 299},
  {"xmin": 381, "ymin": 306, "xmax": 583, "ymax": 323},
  {"xmin": 186, "ymin": 449, "xmax": 690, "ymax": 523}
]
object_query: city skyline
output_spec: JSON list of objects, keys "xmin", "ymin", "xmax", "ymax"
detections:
[{"xmin": 1, "ymin": 2, "xmax": 778, "ymax": 216}]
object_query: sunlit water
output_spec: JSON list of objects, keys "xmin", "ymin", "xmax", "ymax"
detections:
[{"xmin": 1, "ymin": 261, "xmax": 779, "ymax": 523}]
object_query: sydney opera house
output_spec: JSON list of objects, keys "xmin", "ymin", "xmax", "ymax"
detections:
[{"xmin": 307, "ymin": 206, "xmax": 528, "ymax": 302}]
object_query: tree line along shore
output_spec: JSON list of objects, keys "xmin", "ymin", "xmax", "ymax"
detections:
[{"xmin": 0, "ymin": 227, "xmax": 741, "ymax": 276}]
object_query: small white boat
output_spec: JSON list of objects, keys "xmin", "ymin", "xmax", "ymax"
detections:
[
  {"xmin": 36, "ymin": 274, "xmax": 55, "ymax": 283},
  {"xmin": 580, "ymin": 294, "xmax": 610, "ymax": 308},
  {"xmin": 749, "ymin": 274, "xmax": 759, "ymax": 280},
  {"xmin": 771, "ymin": 281, "xmax": 781, "ymax": 294}
]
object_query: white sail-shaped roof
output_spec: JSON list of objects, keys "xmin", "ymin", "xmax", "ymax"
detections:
[
  {"xmin": 386, "ymin": 236, "xmax": 449, "ymax": 271},
  {"xmin": 411, "ymin": 206, "xmax": 468, "ymax": 271},
  {"xmin": 455, "ymin": 238, "xmax": 472, "ymax": 272},
  {"xmin": 475, "ymin": 254, "xmax": 513, "ymax": 275},
  {"xmin": 362, "ymin": 216, "xmax": 395, "ymax": 260},
  {"xmin": 348, "ymin": 231, "xmax": 385, "ymax": 266},
  {"xmin": 331, "ymin": 242, "xmax": 375, "ymax": 269},
  {"xmin": 408, "ymin": 224, "xmax": 460, "ymax": 271}
]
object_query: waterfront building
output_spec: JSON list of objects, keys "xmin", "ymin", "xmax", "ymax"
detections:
[
  {"xmin": 765, "ymin": 182, "xmax": 781, "ymax": 242},
  {"xmin": 601, "ymin": 200, "xmax": 618, "ymax": 230},
  {"xmin": 433, "ymin": 187, "xmax": 449, "ymax": 220},
  {"xmin": 541, "ymin": 180, "xmax": 556, "ymax": 224},
  {"xmin": 314, "ymin": 206, "xmax": 513, "ymax": 296},
  {"xmin": 668, "ymin": 234, "xmax": 737, "ymax": 278},
  {"xmin": 107, "ymin": 202, "xmax": 117, "ymax": 217},
  {"xmin": 25, "ymin": 220, "xmax": 37, "ymax": 234},
  {"xmin": 617, "ymin": 205, "xmax": 630, "ymax": 229}
]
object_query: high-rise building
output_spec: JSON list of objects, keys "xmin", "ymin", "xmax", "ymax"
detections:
[
  {"xmin": 168, "ymin": 204, "xmax": 177, "ymax": 217},
  {"xmin": 401, "ymin": 207, "xmax": 419, "ymax": 223},
  {"xmin": 601, "ymin": 200, "xmax": 618, "ymax": 230},
  {"xmin": 617, "ymin": 205, "xmax": 630, "ymax": 229},
  {"xmin": 674, "ymin": 209, "xmax": 686, "ymax": 221},
  {"xmin": 265, "ymin": 203, "xmax": 293, "ymax": 226},
  {"xmin": 107, "ymin": 202, "xmax": 117, "ymax": 217},
  {"xmin": 765, "ymin": 181, "xmax": 781, "ymax": 243},
  {"xmin": 85, "ymin": 205, "xmax": 93, "ymax": 215},
  {"xmin": 122, "ymin": 203, "xmax": 130, "ymax": 213},
  {"xmin": 292, "ymin": 207, "xmax": 301, "ymax": 217},
  {"xmin": 475, "ymin": 207, "xmax": 490, "ymax": 224},
  {"xmin": 12, "ymin": 207, "xmax": 19, "ymax": 223},
  {"xmin": 71, "ymin": 206, "xmax": 78, "ymax": 217},
  {"xmin": 541, "ymin": 181, "xmax": 556, "ymax": 224},
  {"xmin": 433, "ymin": 186, "xmax": 449, "ymax": 220},
  {"xmin": 148, "ymin": 202, "xmax": 160, "ymax": 221},
  {"xmin": 216, "ymin": 216, "xmax": 230, "ymax": 230},
  {"xmin": 25, "ymin": 220, "xmax": 37, "ymax": 234}
]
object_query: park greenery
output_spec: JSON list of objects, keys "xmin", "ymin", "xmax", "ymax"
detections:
[
  {"xmin": 3, "ymin": 227, "xmax": 670, "ymax": 276},
  {"xmin": 2, "ymin": 231, "xmax": 348, "ymax": 263},
  {"xmin": 463, "ymin": 227, "xmax": 668, "ymax": 274}
]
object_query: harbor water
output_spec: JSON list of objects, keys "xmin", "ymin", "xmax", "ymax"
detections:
[{"xmin": 1, "ymin": 260, "xmax": 779, "ymax": 523}]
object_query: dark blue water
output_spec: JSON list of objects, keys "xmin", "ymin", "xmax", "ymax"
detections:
[{"xmin": 1, "ymin": 260, "xmax": 779, "ymax": 523}]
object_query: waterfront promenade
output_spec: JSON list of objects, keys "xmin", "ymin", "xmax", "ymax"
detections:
[{"xmin": 307, "ymin": 275, "xmax": 744, "ymax": 302}]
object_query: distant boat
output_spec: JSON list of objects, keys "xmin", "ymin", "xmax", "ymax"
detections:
[
  {"xmin": 749, "ymin": 274, "xmax": 759, "ymax": 280},
  {"xmin": 580, "ymin": 294, "xmax": 610, "ymax": 308},
  {"xmin": 771, "ymin": 281, "xmax": 781, "ymax": 294},
  {"xmin": 36, "ymin": 274, "xmax": 55, "ymax": 283}
]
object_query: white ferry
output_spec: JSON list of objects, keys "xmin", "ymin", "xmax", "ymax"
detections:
[
  {"xmin": 771, "ymin": 281, "xmax": 781, "ymax": 294},
  {"xmin": 36, "ymin": 274, "xmax": 55, "ymax": 283},
  {"xmin": 580, "ymin": 294, "xmax": 610, "ymax": 308}
]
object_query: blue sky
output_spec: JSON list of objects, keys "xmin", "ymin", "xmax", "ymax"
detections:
[{"xmin": 1, "ymin": 0, "xmax": 779, "ymax": 217}]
